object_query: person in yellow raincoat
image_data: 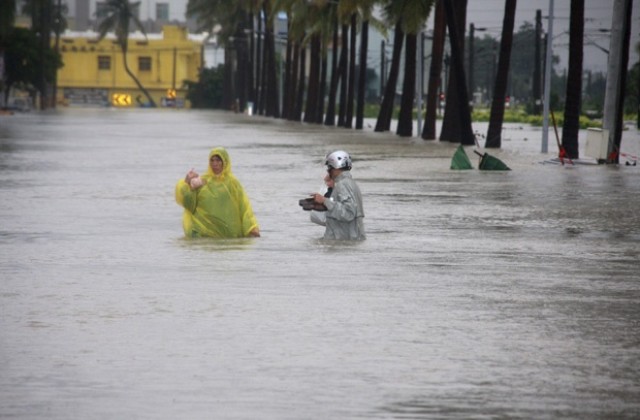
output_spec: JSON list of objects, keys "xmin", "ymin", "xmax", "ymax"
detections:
[{"xmin": 175, "ymin": 147, "xmax": 260, "ymax": 238}]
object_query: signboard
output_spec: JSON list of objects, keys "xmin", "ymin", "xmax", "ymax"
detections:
[
  {"xmin": 63, "ymin": 88, "xmax": 109, "ymax": 106},
  {"xmin": 112, "ymin": 94, "xmax": 132, "ymax": 106}
]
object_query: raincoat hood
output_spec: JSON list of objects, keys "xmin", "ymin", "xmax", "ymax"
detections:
[{"xmin": 207, "ymin": 147, "xmax": 232, "ymax": 179}]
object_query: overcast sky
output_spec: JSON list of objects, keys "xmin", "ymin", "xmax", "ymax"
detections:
[{"xmin": 426, "ymin": 0, "xmax": 640, "ymax": 73}]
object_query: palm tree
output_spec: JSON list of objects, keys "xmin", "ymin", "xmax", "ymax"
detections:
[
  {"xmin": 440, "ymin": 0, "xmax": 474, "ymax": 145},
  {"xmin": 355, "ymin": 17, "xmax": 369, "ymax": 129},
  {"xmin": 52, "ymin": 0, "xmax": 68, "ymax": 109},
  {"xmin": 324, "ymin": 13, "xmax": 340, "ymax": 126},
  {"xmin": 560, "ymin": 0, "xmax": 584, "ymax": 159},
  {"xmin": 298, "ymin": 0, "xmax": 333, "ymax": 124},
  {"xmin": 485, "ymin": 0, "xmax": 517, "ymax": 148},
  {"xmin": 383, "ymin": 0, "xmax": 434, "ymax": 137},
  {"xmin": 396, "ymin": 31, "xmax": 417, "ymax": 137},
  {"xmin": 375, "ymin": 0, "xmax": 433, "ymax": 135},
  {"xmin": 422, "ymin": 0, "xmax": 444, "ymax": 140},
  {"xmin": 337, "ymin": 22, "xmax": 349, "ymax": 126},
  {"xmin": 304, "ymin": 33, "xmax": 321, "ymax": 123},
  {"xmin": 355, "ymin": 0, "xmax": 382, "ymax": 130},
  {"xmin": 344, "ymin": 12, "xmax": 357, "ymax": 128},
  {"xmin": 374, "ymin": 20, "xmax": 404, "ymax": 132},
  {"xmin": 97, "ymin": 0, "xmax": 156, "ymax": 107},
  {"xmin": 276, "ymin": 0, "xmax": 313, "ymax": 120}
]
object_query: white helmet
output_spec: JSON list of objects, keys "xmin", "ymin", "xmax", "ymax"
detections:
[{"xmin": 325, "ymin": 150, "xmax": 352, "ymax": 170}]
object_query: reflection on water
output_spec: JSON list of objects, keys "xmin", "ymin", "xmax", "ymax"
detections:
[{"xmin": 1, "ymin": 109, "xmax": 639, "ymax": 419}]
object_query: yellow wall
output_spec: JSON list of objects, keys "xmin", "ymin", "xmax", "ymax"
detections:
[{"xmin": 56, "ymin": 26, "xmax": 203, "ymax": 107}]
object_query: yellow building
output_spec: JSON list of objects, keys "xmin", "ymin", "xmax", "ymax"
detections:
[{"xmin": 56, "ymin": 25, "xmax": 203, "ymax": 108}]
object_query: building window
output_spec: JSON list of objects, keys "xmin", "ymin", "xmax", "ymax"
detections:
[
  {"xmin": 138, "ymin": 57, "xmax": 152, "ymax": 72},
  {"xmin": 98, "ymin": 56, "xmax": 111, "ymax": 70},
  {"xmin": 156, "ymin": 3, "xmax": 169, "ymax": 20}
]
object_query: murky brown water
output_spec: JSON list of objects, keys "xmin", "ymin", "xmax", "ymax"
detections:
[{"xmin": 1, "ymin": 109, "xmax": 639, "ymax": 419}]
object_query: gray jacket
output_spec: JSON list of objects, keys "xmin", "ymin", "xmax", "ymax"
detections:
[{"xmin": 322, "ymin": 172, "xmax": 366, "ymax": 240}]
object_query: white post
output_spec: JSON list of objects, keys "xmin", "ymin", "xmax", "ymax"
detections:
[{"xmin": 541, "ymin": 0, "xmax": 554, "ymax": 154}]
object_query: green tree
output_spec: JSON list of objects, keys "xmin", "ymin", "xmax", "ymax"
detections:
[
  {"xmin": 2, "ymin": 27, "xmax": 60, "ymax": 107},
  {"xmin": 185, "ymin": 66, "xmax": 225, "ymax": 108},
  {"xmin": 97, "ymin": 0, "xmax": 156, "ymax": 107}
]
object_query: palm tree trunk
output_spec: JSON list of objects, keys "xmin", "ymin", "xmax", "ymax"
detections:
[
  {"xmin": 441, "ymin": 0, "xmax": 474, "ymax": 144},
  {"xmin": 316, "ymin": 42, "xmax": 328, "ymax": 124},
  {"xmin": 283, "ymin": 17, "xmax": 293, "ymax": 119},
  {"xmin": 37, "ymin": 0, "xmax": 52, "ymax": 109},
  {"xmin": 374, "ymin": 21, "xmax": 404, "ymax": 132},
  {"xmin": 223, "ymin": 46, "xmax": 233, "ymax": 109},
  {"xmin": 287, "ymin": 42, "xmax": 300, "ymax": 120},
  {"xmin": 52, "ymin": 0, "xmax": 62, "ymax": 108},
  {"xmin": 356, "ymin": 19, "xmax": 369, "ymax": 130},
  {"xmin": 304, "ymin": 34, "xmax": 321, "ymax": 123},
  {"xmin": 294, "ymin": 45, "xmax": 306, "ymax": 121},
  {"xmin": 486, "ymin": 0, "xmax": 517, "ymax": 148},
  {"xmin": 324, "ymin": 17, "xmax": 340, "ymax": 126},
  {"xmin": 344, "ymin": 13, "xmax": 357, "ymax": 128},
  {"xmin": 533, "ymin": 10, "xmax": 542, "ymax": 115},
  {"xmin": 560, "ymin": 0, "xmax": 584, "ymax": 159},
  {"xmin": 263, "ymin": 3, "xmax": 279, "ymax": 118},
  {"xmin": 397, "ymin": 33, "xmax": 417, "ymax": 137},
  {"xmin": 337, "ymin": 23, "xmax": 349, "ymax": 126},
  {"xmin": 122, "ymin": 51, "xmax": 156, "ymax": 107},
  {"xmin": 248, "ymin": 12, "xmax": 255, "ymax": 106},
  {"xmin": 440, "ymin": 0, "xmax": 467, "ymax": 142},
  {"xmin": 422, "ymin": 0, "xmax": 445, "ymax": 140},
  {"xmin": 611, "ymin": 0, "xmax": 633, "ymax": 161},
  {"xmin": 257, "ymin": 13, "xmax": 265, "ymax": 115},
  {"xmin": 235, "ymin": 20, "xmax": 248, "ymax": 113}
]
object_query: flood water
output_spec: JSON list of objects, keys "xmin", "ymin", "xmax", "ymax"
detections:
[{"xmin": 1, "ymin": 109, "xmax": 639, "ymax": 419}]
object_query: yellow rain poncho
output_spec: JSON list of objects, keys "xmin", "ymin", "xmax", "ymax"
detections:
[{"xmin": 175, "ymin": 147, "xmax": 259, "ymax": 238}]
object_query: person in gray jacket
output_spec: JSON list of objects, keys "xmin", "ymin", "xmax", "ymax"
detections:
[{"xmin": 311, "ymin": 150, "xmax": 366, "ymax": 240}]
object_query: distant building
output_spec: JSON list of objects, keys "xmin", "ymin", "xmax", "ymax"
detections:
[
  {"xmin": 56, "ymin": 25, "xmax": 203, "ymax": 107},
  {"xmin": 36, "ymin": 0, "xmax": 198, "ymax": 32}
]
